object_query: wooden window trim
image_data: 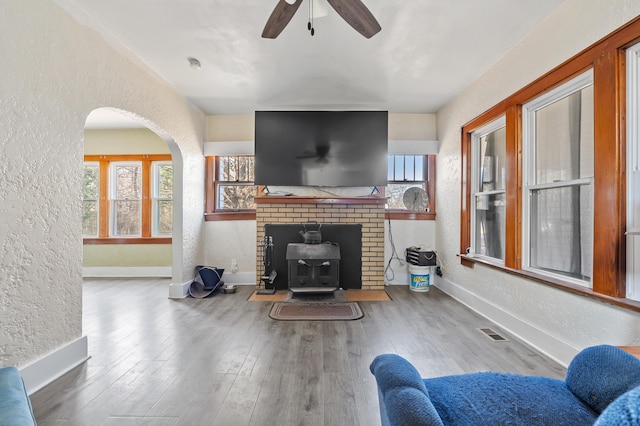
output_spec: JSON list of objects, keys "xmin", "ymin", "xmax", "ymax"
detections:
[
  {"xmin": 83, "ymin": 237, "xmax": 172, "ymax": 245},
  {"xmin": 460, "ymin": 15, "xmax": 640, "ymax": 306},
  {"xmin": 205, "ymin": 155, "xmax": 437, "ymax": 221},
  {"xmin": 83, "ymin": 154, "xmax": 172, "ymax": 243}
]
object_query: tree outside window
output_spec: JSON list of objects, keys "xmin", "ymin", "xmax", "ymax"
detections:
[
  {"xmin": 83, "ymin": 155, "xmax": 172, "ymax": 242},
  {"xmin": 82, "ymin": 163, "xmax": 100, "ymax": 237},
  {"xmin": 112, "ymin": 163, "xmax": 142, "ymax": 237},
  {"xmin": 216, "ymin": 156, "xmax": 255, "ymax": 211},
  {"xmin": 153, "ymin": 162, "xmax": 173, "ymax": 235}
]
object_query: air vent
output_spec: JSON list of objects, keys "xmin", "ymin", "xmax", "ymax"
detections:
[{"xmin": 478, "ymin": 327, "xmax": 508, "ymax": 342}]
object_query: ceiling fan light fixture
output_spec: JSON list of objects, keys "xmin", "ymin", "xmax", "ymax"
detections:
[
  {"xmin": 312, "ymin": 0, "xmax": 329, "ymax": 18},
  {"xmin": 262, "ymin": 0, "xmax": 380, "ymax": 39}
]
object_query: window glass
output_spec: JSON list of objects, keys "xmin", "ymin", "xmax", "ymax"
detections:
[
  {"xmin": 386, "ymin": 155, "xmax": 427, "ymax": 210},
  {"xmin": 523, "ymin": 71, "xmax": 594, "ymax": 285},
  {"xmin": 216, "ymin": 156, "xmax": 255, "ymax": 210},
  {"xmin": 82, "ymin": 163, "xmax": 99, "ymax": 237},
  {"xmin": 112, "ymin": 163, "xmax": 142, "ymax": 237},
  {"xmin": 153, "ymin": 162, "xmax": 173, "ymax": 236},
  {"xmin": 535, "ymin": 87, "xmax": 594, "ymax": 184},
  {"xmin": 471, "ymin": 119, "xmax": 506, "ymax": 261},
  {"xmin": 529, "ymin": 184, "xmax": 593, "ymax": 280},
  {"xmin": 627, "ymin": 42, "xmax": 640, "ymax": 301}
]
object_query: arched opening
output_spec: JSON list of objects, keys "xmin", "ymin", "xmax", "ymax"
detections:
[{"xmin": 82, "ymin": 108, "xmax": 180, "ymax": 280}]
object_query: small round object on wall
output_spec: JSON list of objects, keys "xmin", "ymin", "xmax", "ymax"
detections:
[{"xmin": 402, "ymin": 187, "xmax": 429, "ymax": 212}]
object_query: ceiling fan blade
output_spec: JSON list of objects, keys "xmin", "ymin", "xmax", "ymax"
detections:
[
  {"xmin": 326, "ymin": 0, "xmax": 381, "ymax": 39},
  {"xmin": 262, "ymin": 0, "xmax": 303, "ymax": 39}
]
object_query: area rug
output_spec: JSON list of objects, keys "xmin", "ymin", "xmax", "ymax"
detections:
[{"xmin": 269, "ymin": 302, "xmax": 364, "ymax": 321}]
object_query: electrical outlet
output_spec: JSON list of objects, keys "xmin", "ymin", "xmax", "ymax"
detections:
[{"xmin": 231, "ymin": 258, "xmax": 238, "ymax": 273}]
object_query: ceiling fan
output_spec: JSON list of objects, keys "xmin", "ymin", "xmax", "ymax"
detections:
[{"xmin": 262, "ymin": 0, "xmax": 381, "ymax": 39}]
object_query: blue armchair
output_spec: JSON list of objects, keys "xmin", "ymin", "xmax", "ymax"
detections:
[
  {"xmin": 370, "ymin": 345, "xmax": 640, "ymax": 426},
  {"xmin": 0, "ymin": 366, "xmax": 36, "ymax": 425}
]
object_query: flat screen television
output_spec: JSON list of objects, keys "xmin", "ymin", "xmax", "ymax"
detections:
[{"xmin": 254, "ymin": 111, "xmax": 388, "ymax": 187}]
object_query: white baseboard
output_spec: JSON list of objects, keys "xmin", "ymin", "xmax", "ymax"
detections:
[
  {"xmin": 434, "ymin": 277, "xmax": 578, "ymax": 367},
  {"xmin": 168, "ymin": 280, "xmax": 191, "ymax": 299},
  {"xmin": 83, "ymin": 266, "xmax": 172, "ymax": 278},
  {"xmin": 19, "ymin": 336, "xmax": 89, "ymax": 395}
]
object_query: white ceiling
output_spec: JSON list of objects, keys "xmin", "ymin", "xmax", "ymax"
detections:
[{"xmin": 55, "ymin": 0, "xmax": 565, "ymax": 124}]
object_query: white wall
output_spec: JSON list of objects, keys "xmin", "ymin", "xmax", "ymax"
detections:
[
  {"xmin": 0, "ymin": 0, "xmax": 206, "ymax": 389},
  {"xmin": 435, "ymin": 0, "xmax": 640, "ymax": 366},
  {"xmin": 384, "ymin": 220, "xmax": 436, "ymax": 285},
  {"xmin": 205, "ymin": 220, "xmax": 257, "ymax": 284}
]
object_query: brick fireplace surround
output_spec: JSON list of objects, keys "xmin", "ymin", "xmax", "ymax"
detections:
[{"xmin": 255, "ymin": 196, "xmax": 386, "ymax": 290}]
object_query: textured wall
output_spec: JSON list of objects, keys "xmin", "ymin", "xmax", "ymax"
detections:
[
  {"xmin": 0, "ymin": 0, "xmax": 206, "ymax": 367},
  {"xmin": 435, "ymin": 0, "xmax": 640, "ymax": 360},
  {"xmin": 84, "ymin": 128, "xmax": 171, "ymax": 155}
]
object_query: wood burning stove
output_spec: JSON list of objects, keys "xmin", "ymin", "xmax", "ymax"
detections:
[{"xmin": 286, "ymin": 242, "xmax": 340, "ymax": 293}]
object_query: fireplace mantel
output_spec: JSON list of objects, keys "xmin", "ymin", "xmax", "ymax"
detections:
[{"xmin": 255, "ymin": 195, "xmax": 387, "ymax": 205}]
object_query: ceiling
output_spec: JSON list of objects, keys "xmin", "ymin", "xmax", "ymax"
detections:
[{"xmin": 55, "ymin": 0, "xmax": 565, "ymax": 124}]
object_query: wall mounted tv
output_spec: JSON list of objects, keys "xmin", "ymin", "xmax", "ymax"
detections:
[{"xmin": 254, "ymin": 110, "xmax": 388, "ymax": 187}]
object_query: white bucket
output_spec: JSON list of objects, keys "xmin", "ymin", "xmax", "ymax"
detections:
[{"xmin": 409, "ymin": 265, "xmax": 433, "ymax": 292}]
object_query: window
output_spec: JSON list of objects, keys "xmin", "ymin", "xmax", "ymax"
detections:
[
  {"xmin": 215, "ymin": 156, "xmax": 255, "ymax": 211},
  {"xmin": 386, "ymin": 155, "xmax": 436, "ymax": 218},
  {"xmin": 152, "ymin": 161, "xmax": 173, "ymax": 236},
  {"xmin": 82, "ymin": 162, "xmax": 100, "ymax": 237},
  {"xmin": 522, "ymin": 71, "xmax": 594, "ymax": 286},
  {"xmin": 205, "ymin": 156, "xmax": 257, "ymax": 220},
  {"xmin": 460, "ymin": 17, "xmax": 640, "ymax": 306},
  {"xmin": 387, "ymin": 155, "xmax": 426, "ymax": 208},
  {"xmin": 83, "ymin": 155, "xmax": 172, "ymax": 243},
  {"xmin": 111, "ymin": 162, "xmax": 142, "ymax": 237},
  {"xmin": 471, "ymin": 118, "xmax": 506, "ymax": 262}
]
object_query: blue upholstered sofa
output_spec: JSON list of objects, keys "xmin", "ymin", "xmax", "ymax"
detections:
[
  {"xmin": 370, "ymin": 345, "xmax": 640, "ymax": 425},
  {"xmin": 0, "ymin": 367, "xmax": 36, "ymax": 425}
]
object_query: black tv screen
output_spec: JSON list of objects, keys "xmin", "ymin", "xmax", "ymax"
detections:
[{"xmin": 254, "ymin": 111, "xmax": 388, "ymax": 187}]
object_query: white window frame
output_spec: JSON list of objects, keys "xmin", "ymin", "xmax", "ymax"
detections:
[
  {"xmin": 82, "ymin": 161, "xmax": 100, "ymax": 237},
  {"xmin": 522, "ymin": 69, "xmax": 594, "ymax": 287},
  {"xmin": 110, "ymin": 161, "xmax": 143, "ymax": 237},
  {"xmin": 470, "ymin": 116, "xmax": 506, "ymax": 263},
  {"xmin": 151, "ymin": 161, "xmax": 173, "ymax": 237},
  {"xmin": 627, "ymin": 42, "xmax": 640, "ymax": 301}
]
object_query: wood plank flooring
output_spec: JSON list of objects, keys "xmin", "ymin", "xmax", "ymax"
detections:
[{"xmin": 31, "ymin": 278, "xmax": 566, "ymax": 425}]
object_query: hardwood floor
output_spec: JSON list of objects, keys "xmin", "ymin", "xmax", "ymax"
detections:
[{"xmin": 31, "ymin": 278, "xmax": 566, "ymax": 425}]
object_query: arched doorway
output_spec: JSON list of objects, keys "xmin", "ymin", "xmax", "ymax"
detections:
[{"xmin": 82, "ymin": 108, "xmax": 179, "ymax": 280}]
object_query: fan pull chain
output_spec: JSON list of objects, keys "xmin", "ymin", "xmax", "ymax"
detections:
[{"xmin": 308, "ymin": 0, "xmax": 315, "ymax": 36}]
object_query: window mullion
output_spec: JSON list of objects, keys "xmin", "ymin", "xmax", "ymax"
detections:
[
  {"xmin": 99, "ymin": 159, "xmax": 109, "ymax": 238},
  {"xmin": 141, "ymin": 158, "xmax": 151, "ymax": 238},
  {"xmin": 504, "ymin": 105, "xmax": 521, "ymax": 269}
]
